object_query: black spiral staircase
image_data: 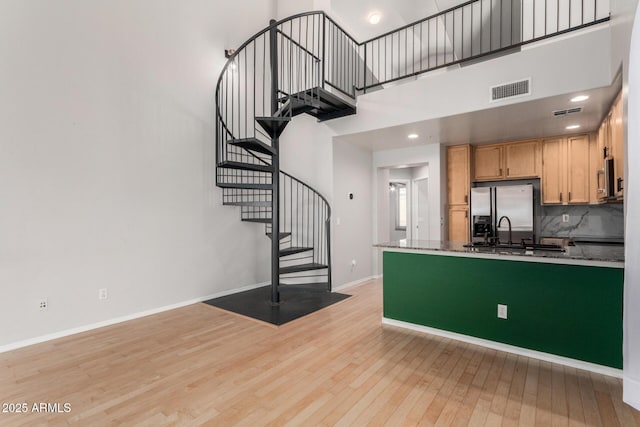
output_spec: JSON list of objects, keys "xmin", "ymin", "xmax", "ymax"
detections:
[
  {"xmin": 215, "ymin": 5, "xmax": 609, "ymax": 304},
  {"xmin": 216, "ymin": 14, "xmax": 359, "ymax": 304}
]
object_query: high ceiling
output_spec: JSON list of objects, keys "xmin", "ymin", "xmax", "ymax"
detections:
[{"xmin": 325, "ymin": 1, "xmax": 619, "ymax": 152}]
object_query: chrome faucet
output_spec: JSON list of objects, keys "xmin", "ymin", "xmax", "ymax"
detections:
[{"xmin": 497, "ymin": 216, "xmax": 513, "ymax": 245}]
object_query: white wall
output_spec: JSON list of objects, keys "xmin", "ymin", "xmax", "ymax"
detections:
[
  {"xmin": 279, "ymin": 115, "xmax": 335, "ymax": 203},
  {"xmin": 0, "ymin": 0, "xmax": 274, "ymax": 347},
  {"xmin": 276, "ymin": 0, "xmax": 314, "ymax": 19},
  {"xmin": 279, "ymin": 111, "xmax": 377, "ymax": 290},
  {"xmin": 623, "ymin": 2, "xmax": 640, "ymax": 411},
  {"xmin": 332, "ymin": 142, "xmax": 374, "ymax": 286}
]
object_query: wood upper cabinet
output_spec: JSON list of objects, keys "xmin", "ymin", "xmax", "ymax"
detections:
[
  {"xmin": 447, "ymin": 145, "xmax": 471, "ymax": 206},
  {"xmin": 473, "ymin": 140, "xmax": 539, "ymax": 181},
  {"xmin": 504, "ymin": 140, "xmax": 539, "ymax": 178},
  {"xmin": 541, "ymin": 135, "xmax": 591, "ymax": 205},
  {"xmin": 589, "ymin": 135, "xmax": 600, "ymax": 203},
  {"xmin": 542, "ymin": 137, "xmax": 565, "ymax": 204},
  {"xmin": 566, "ymin": 135, "xmax": 590, "ymax": 204},
  {"xmin": 448, "ymin": 207, "xmax": 469, "ymax": 242},
  {"xmin": 473, "ymin": 145, "xmax": 503, "ymax": 181},
  {"xmin": 610, "ymin": 92, "xmax": 624, "ymax": 198}
]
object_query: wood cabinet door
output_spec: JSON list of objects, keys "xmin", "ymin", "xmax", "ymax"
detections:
[
  {"xmin": 566, "ymin": 135, "xmax": 590, "ymax": 204},
  {"xmin": 447, "ymin": 145, "xmax": 470, "ymax": 206},
  {"xmin": 448, "ymin": 208, "xmax": 469, "ymax": 242},
  {"xmin": 505, "ymin": 140, "xmax": 539, "ymax": 179},
  {"xmin": 611, "ymin": 93, "xmax": 624, "ymax": 198},
  {"xmin": 541, "ymin": 138, "xmax": 565, "ymax": 204},
  {"xmin": 589, "ymin": 134, "xmax": 600, "ymax": 203},
  {"xmin": 474, "ymin": 145, "xmax": 503, "ymax": 181}
]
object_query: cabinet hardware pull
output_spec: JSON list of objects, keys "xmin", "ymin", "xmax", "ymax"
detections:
[
  {"xmin": 603, "ymin": 146, "xmax": 609, "ymax": 158},
  {"xmin": 499, "ymin": 168, "xmax": 503, "ymax": 176},
  {"xmin": 568, "ymin": 191, "xmax": 571, "ymax": 202},
  {"xmin": 464, "ymin": 195, "xmax": 468, "ymax": 204},
  {"xmin": 617, "ymin": 178, "xmax": 624, "ymax": 192},
  {"xmin": 507, "ymin": 168, "xmax": 510, "ymax": 176},
  {"xmin": 560, "ymin": 192, "xmax": 563, "ymax": 202},
  {"xmin": 465, "ymin": 211, "xmax": 468, "ymax": 218}
]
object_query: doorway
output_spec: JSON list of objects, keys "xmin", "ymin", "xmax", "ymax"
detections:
[
  {"xmin": 379, "ymin": 163, "xmax": 429, "ymax": 243},
  {"xmin": 389, "ymin": 180, "xmax": 409, "ymax": 241}
]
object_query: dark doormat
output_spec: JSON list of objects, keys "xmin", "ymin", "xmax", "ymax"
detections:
[{"xmin": 203, "ymin": 285, "xmax": 350, "ymax": 326}]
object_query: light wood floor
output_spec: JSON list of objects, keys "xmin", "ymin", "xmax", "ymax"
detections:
[{"xmin": 1, "ymin": 279, "xmax": 638, "ymax": 426}]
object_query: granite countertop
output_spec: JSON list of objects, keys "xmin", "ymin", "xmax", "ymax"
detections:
[{"xmin": 374, "ymin": 240, "xmax": 625, "ymax": 264}]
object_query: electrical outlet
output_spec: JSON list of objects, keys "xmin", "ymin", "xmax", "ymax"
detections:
[
  {"xmin": 562, "ymin": 214, "xmax": 570, "ymax": 223},
  {"xmin": 39, "ymin": 298, "xmax": 48, "ymax": 311},
  {"xmin": 497, "ymin": 304, "xmax": 508, "ymax": 319},
  {"xmin": 98, "ymin": 288, "xmax": 108, "ymax": 300}
]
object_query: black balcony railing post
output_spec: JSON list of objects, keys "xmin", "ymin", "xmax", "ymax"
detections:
[
  {"xmin": 326, "ymin": 217, "xmax": 332, "ymax": 291},
  {"xmin": 363, "ymin": 45, "xmax": 368, "ymax": 94},
  {"xmin": 269, "ymin": 19, "xmax": 281, "ymax": 305},
  {"xmin": 321, "ymin": 15, "xmax": 326, "ymax": 89}
]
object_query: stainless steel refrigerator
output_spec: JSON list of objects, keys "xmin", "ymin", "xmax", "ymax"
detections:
[{"xmin": 470, "ymin": 184, "xmax": 534, "ymax": 244}]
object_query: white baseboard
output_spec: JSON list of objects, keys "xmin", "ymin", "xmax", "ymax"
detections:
[
  {"xmin": 382, "ymin": 317, "xmax": 623, "ymax": 378},
  {"xmin": 0, "ymin": 281, "xmax": 269, "ymax": 354},
  {"xmin": 624, "ymin": 375, "xmax": 640, "ymax": 410},
  {"xmin": 334, "ymin": 275, "xmax": 380, "ymax": 291}
]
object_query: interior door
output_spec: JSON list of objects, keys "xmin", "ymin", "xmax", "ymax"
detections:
[{"xmin": 414, "ymin": 178, "xmax": 429, "ymax": 240}]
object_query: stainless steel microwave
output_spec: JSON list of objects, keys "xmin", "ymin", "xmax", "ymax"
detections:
[{"xmin": 597, "ymin": 158, "xmax": 615, "ymax": 199}]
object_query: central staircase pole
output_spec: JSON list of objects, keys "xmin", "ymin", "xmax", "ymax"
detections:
[{"xmin": 269, "ymin": 19, "xmax": 280, "ymax": 305}]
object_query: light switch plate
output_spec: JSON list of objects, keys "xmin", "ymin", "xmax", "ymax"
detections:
[{"xmin": 497, "ymin": 304, "xmax": 508, "ymax": 319}]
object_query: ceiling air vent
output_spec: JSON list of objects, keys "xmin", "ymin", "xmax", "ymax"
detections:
[
  {"xmin": 490, "ymin": 78, "xmax": 531, "ymax": 102},
  {"xmin": 553, "ymin": 106, "xmax": 583, "ymax": 116}
]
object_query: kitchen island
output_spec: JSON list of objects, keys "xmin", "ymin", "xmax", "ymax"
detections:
[{"xmin": 376, "ymin": 240, "xmax": 624, "ymax": 371}]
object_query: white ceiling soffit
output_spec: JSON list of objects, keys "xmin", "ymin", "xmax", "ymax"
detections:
[{"xmin": 334, "ymin": 83, "xmax": 620, "ymax": 152}]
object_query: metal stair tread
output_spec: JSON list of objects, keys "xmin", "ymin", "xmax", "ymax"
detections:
[
  {"xmin": 219, "ymin": 161, "xmax": 273, "ymax": 173},
  {"xmin": 228, "ymin": 137, "xmax": 276, "ymax": 156},
  {"xmin": 279, "ymin": 246, "xmax": 313, "ymax": 256},
  {"xmin": 223, "ymin": 200, "xmax": 272, "ymax": 207},
  {"xmin": 266, "ymin": 232, "xmax": 291, "ymax": 240},
  {"xmin": 217, "ymin": 182, "xmax": 273, "ymax": 190},
  {"xmin": 242, "ymin": 217, "xmax": 272, "ymax": 223},
  {"xmin": 280, "ymin": 263, "xmax": 328, "ymax": 274},
  {"xmin": 275, "ymin": 97, "xmax": 316, "ymax": 118},
  {"xmin": 278, "ymin": 87, "xmax": 356, "ymax": 122},
  {"xmin": 255, "ymin": 116, "xmax": 291, "ymax": 138}
]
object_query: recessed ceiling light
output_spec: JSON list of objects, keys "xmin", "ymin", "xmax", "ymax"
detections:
[
  {"xmin": 566, "ymin": 124, "xmax": 581, "ymax": 130},
  {"xmin": 407, "ymin": 133, "xmax": 419, "ymax": 139},
  {"xmin": 570, "ymin": 95, "xmax": 589, "ymax": 102},
  {"xmin": 368, "ymin": 12, "xmax": 382, "ymax": 25}
]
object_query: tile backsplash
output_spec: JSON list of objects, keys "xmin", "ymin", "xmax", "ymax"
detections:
[{"xmin": 539, "ymin": 203, "xmax": 624, "ymax": 239}]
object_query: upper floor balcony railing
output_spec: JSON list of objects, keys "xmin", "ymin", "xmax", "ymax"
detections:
[{"xmin": 358, "ymin": 0, "xmax": 610, "ymax": 92}]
